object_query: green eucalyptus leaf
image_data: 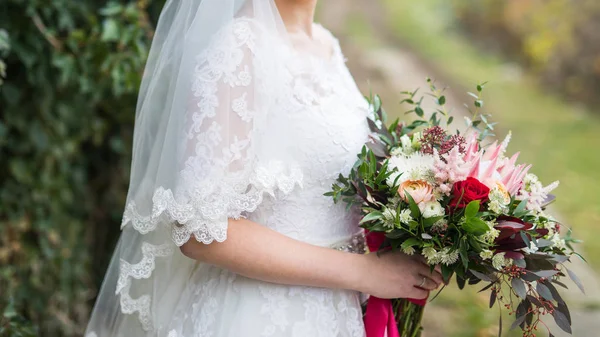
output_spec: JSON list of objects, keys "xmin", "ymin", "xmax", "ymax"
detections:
[
  {"xmin": 511, "ymin": 277, "xmax": 527, "ymax": 299},
  {"xmin": 403, "ymin": 190, "xmax": 421, "ymax": 219},
  {"xmin": 359, "ymin": 211, "xmax": 383, "ymax": 224}
]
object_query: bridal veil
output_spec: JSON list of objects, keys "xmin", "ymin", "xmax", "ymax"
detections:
[{"xmin": 85, "ymin": 0, "xmax": 304, "ymax": 335}]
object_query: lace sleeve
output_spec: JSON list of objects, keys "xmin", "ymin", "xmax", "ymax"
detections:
[{"xmin": 122, "ymin": 18, "xmax": 302, "ymax": 246}]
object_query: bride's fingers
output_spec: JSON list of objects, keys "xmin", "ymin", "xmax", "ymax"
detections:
[
  {"xmin": 415, "ymin": 263, "xmax": 443, "ymax": 286},
  {"xmin": 415, "ymin": 275, "xmax": 439, "ymax": 291},
  {"xmin": 424, "ymin": 269, "xmax": 444, "ymax": 286},
  {"xmin": 409, "ymin": 286, "xmax": 429, "ymax": 299}
]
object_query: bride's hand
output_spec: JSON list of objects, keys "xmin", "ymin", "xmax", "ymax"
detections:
[{"xmin": 356, "ymin": 250, "xmax": 444, "ymax": 299}]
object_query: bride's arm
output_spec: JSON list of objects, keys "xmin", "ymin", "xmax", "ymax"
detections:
[{"xmin": 180, "ymin": 218, "xmax": 442, "ymax": 299}]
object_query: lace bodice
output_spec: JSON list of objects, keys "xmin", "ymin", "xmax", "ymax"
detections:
[
  {"xmin": 241, "ymin": 21, "xmax": 371, "ymax": 246},
  {"xmin": 123, "ymin": 17, "xmax": 372, "ymax": 247}
]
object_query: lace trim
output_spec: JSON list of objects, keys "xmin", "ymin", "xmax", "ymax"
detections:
[
  {"xmin": 116, "ymin": 242, "xmax": 173, "ymax": 294},
  {"xmin": 119, "ymin": 283, "xmax": 152, "ymax": 331},
  {"xmin": 116, "ymin": 242, "xmax": 173, "ymax": 332},
  {"xmin": 122, "ymin": 161, "xmax": 303, "ymax": 246}
]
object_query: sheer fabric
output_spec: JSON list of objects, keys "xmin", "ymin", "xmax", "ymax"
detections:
[{"xmin": 85, "ymin": 1, "xmax": 373, "ymax": 336}]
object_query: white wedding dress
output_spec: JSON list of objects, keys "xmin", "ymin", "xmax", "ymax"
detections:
[
  {"xmin": 86, "ymin": 11, "xmax": 372, "ymax": 337},
  {"xmin": 162, "ymin": 18, "xmax": 371, "ymax": 337}
]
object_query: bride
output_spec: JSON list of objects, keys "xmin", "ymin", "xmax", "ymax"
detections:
[{"xmin": 85, "ymin": 0, "xmax": 443, "ymax": 336}]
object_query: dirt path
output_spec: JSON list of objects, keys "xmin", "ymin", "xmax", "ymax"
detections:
[{"xmin": 319, "ymin": 1, "xmax": 600, "ymax": 336}]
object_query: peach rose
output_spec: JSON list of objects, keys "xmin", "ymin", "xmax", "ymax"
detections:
[{"xmin": 398, "ymin": 180, "xmax": 434, "ymax": 204}]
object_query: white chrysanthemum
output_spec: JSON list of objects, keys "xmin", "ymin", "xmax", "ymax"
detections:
[
  {"xmin": 492, "ymin": 252, "xmax": 508, "ymax": 270},
  {"xmin": 399, "ymin": 209, "xmax": 413, "ymax": 225},
  {"xmin": 522, "ymin": 241, "xmax": 539, "ymax": 254},
  {"xmin": 418, "ymin": 201, "xmax": 445, "ymax": 218},
  {"xmin": 422, "ymin": 247, "xmax": 438, "ymax": 264},
  {"xmin": 439, "ymin": 247, "xmax": 460, "ymax": 265},
  {"xmin": 382, "ymin": 207, "xmax": 397, "ymax": 229},
  {"xmin": 402, "ymin": 246, "xmax": 416, "ymax": 255},
  {"xmin": 480, "ymin": 249, "xmax": 494, "ymax": 260},
  {"xmin": 388, "ymin": 152, "xmax": 436, "ymax": 184}
]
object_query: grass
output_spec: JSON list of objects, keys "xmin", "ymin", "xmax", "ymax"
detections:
[{"xmin": 379, "ymin": 0, "xmax": 600, "ymax": 271}]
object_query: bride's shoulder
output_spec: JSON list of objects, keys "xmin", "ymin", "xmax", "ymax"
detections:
[{"xmin": 312, "ymin": 23, "xmax": 341, "ymax": 47}]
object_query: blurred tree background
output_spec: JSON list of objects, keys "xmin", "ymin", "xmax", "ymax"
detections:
[
  {"xmin": 451, "ymin": 0, "xmax": 600, "ymax": 109},
  {"xmin": 2, "ymin": 0, "xmax": 600, "ymax": 336},
  {"xmin": 0, "ymin": 1, "xmax": 164, "ymax": 336}
]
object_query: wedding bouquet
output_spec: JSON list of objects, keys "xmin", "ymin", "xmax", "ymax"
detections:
[{"xmin": 326, "ymin": 80, "xmax": 583, "ymax": 337}]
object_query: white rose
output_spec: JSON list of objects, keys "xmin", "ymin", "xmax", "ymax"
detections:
[{"xmin": 418, "ymin": 201, "xmax": 445, "ymax": 218}]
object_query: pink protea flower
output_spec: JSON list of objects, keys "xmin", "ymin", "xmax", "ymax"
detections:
[{"xmin": 464, "ymin": 134, "xmax": 530, "ymax": 195}]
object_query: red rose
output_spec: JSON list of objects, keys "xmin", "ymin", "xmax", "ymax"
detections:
[{"xmin": 449, "ymin": 177, "xmax": 490, "ymax": 208}]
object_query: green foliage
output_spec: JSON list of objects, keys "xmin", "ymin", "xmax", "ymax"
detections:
[{"xmin": 0, "ymin": 0, "xmax": 164, "ymax": 335}]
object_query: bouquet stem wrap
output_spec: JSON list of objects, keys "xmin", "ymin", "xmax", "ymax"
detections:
[{"xmin": 364, "ymin": 232, "xmax": 427, "ymax": 337}]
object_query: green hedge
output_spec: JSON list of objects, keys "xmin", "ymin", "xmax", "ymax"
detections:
[
  {"xmin": 0, "ymin": 1, "xmax": 164, "ymax": 335},
  {"xmin": 451, "ymin": 0, "xmax": 600, "ymax": 108}
]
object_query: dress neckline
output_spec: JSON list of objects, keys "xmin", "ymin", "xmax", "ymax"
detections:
[{"xmin": 286, "ymin": 22, "xmax": 342, "ymax": 67}]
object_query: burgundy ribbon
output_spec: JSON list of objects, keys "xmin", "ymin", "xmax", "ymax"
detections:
[{"xmin": 364, "ymin": 231, "xmax": 427, "ymax": 337}]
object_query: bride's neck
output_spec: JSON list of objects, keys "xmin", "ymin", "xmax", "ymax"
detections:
[{"xmin": 275, "ymin": 0, "xmax": 318, "ymax": 38}]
